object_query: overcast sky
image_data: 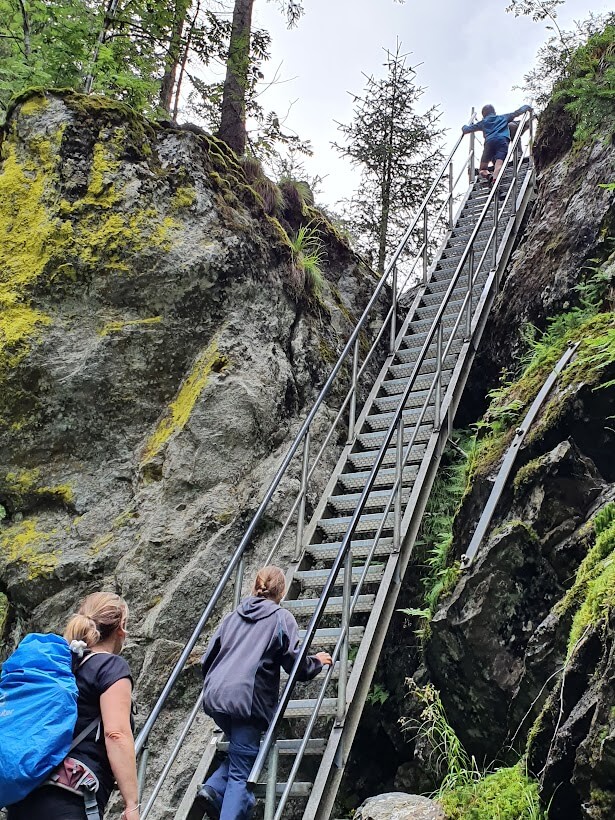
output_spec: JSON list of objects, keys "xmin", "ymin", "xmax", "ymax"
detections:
[{"xmin": 246, "ymin": 0, "xmax": 612, "ymax": 205}]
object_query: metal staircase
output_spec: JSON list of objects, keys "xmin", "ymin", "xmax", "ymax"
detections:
[{"xmin": 134, "ymin": 112, "xmax": 535, "ymax": 820}]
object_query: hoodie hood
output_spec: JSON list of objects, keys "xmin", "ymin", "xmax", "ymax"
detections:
[{"xmin": 238, "ymin": 595, "xmax": 280, "ymax": 622}]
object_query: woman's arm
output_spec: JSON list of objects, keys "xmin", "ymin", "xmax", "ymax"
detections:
[{"xmin": 100, "ymin": 678, "xmax": 139, "ymax": 820}]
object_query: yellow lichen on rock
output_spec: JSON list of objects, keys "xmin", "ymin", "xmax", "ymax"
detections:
[
  {"xmin": 0, "ymin": 519, "xmax": 59, "ymax": 579},
  {"xmin": 98, "ymin": 316, "xmax": 163, "ymax": 336},
  {"xmin": 142, "ymin": 337, "xmax": 229, "ymax": 462}
]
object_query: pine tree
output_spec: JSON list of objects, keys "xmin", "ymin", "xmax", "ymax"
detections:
[{"xmin": 334, "ymin": 43, "xmax": 444, "ymax": 275}]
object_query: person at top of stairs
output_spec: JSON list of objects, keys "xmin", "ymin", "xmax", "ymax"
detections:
[
  {"xmin": 195, "ymin": 566, "xmax": 332, "ymax": 820},
  {"xmin": 462, "ymin": 103, "xmax": 532, "ymax": 185}
]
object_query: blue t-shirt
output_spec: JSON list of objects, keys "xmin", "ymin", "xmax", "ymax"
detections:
[{"xmin": 463, "ymin": 105, "xmax": 531, "ymax": 143}]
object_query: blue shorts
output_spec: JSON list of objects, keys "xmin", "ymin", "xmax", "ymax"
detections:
[{"xmin": 481, "ymin": 137, "xmax": 509, "ymax": 165}]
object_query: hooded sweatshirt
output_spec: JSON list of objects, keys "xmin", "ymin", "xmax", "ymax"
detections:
[
  {"xmin": 462, "ymin": 105, "xmax": 532, "ymax": 143},
  {"xmin": 201, "ymin": 596, "xmax": 323, "ymax": 730}
]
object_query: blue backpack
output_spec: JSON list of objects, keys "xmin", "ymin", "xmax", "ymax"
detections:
[{"xmin": 0, "ymin": 633, "xmax": 84, "ymax": 807}]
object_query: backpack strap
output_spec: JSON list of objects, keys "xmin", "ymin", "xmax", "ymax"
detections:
[{"xmin": 69, "ymin": 717, "xmax": 101, "ymax": 752}]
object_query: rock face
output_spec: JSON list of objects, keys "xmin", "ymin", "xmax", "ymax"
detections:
[
  {"xmin": 460, "ymin": 108, "xmax": 615, "ymax": 422},
  {"xmin": 0, "ymin": 90, "xmax": 386, "ymax": 805},
  {"xmin": 354, "ymin": 793, "xmax": 445, "ymax": 820},
  {"xmin": 427, "ymin": 440, "xmax": 605, "ymax": 759}
]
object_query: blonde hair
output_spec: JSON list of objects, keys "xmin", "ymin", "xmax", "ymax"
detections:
[
  {"xmin": 64, "ymin": 592, "xmax": 128, "ymax": 648},
  {"xmin": 251, "ymin": 566, "xmax": 286, "ymax": 603}
]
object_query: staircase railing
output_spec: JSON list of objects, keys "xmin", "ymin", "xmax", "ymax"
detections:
[
  {"xmin": 248, "ymin": 110, "xmax": 535, "ymax": 820},
  {"xmin": 135, "ymin": 112, "xmax": 534, "ymax": 818}
]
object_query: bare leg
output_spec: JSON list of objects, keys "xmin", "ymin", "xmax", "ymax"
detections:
[
  {"xmin": 493, "ymin": 158, "xmax": 504, "ymax": 180},
  {"xmin": 479, "ymin": 161, "xmax": 490, "ymax": 179}
]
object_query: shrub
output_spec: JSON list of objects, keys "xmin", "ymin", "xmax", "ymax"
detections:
[{"xmin": 289, "ymin": 223, "xmax": 327, "ymax": 299}]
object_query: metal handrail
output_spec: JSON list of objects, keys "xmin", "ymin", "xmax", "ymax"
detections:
[
  {"xmin": 135, "ymin": 111, "xmax": 533, "ymax": 816},
  {"xmin": 461, "ymin": 341, "xmax": 578, "ymax": 569},
  {"xmin": 248, "ymin": 112, "xmax": 533, "ymax": 815}
]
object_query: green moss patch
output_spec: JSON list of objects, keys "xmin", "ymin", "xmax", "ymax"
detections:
[
  {"xmin": 0, "ymin": 519, "xmax": 59, "ymax": 579},
  {"xmin": 98, "ymin": 316, "xmax": 162, "ymax": 336},
  {"xmin": 141, "ymin": 337, "xmax": 229, "ymax": 463},
  {"xmin": 561, "ymin": 502, "xmax": 615, "ymax": 656},
  {"xmin": 441, "ymin": 764, "xmax": 544, "ymax": 819}
]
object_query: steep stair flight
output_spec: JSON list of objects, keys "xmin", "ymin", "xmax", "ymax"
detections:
[{"xmin": 134, "ymin": 112, "xmax": 535, "ymax": 820}]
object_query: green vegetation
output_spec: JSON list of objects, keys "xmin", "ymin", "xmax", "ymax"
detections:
[
  {"xmin": 441, "ymin": 764, "xmax": 544, "ymax": 820},
  {"xmin": 553, "ymin": 23, "xmax": 615, "ymax": 145},
  {"xmin": 0, "ymin": 519, "xmax": 59, "ymax": 579},
  {"xmin": 0, "ymin": 93, "xmax": 180, "ymax": 431},
  {"xmin": 402, "ymin": 682, "xmax": 544, "ymax": 819},
  {"xmin": 563, "ymin": 502, "xmax": 615, "ymax": 656},
  {"xmin": 473, "ymin": 254, "xmax": 615, "ymax": 477},
  {"xmin": 142, "ymin": 337, "xmax": 229, "ymax": 463},
  {"xmin": 400, "ymin": 435, "xmax": 477, "ymax": 638},
  {"xmin": 98, "ymin": 316, "xmax": 163, "ymax": 336},
  {"xmin": 289, "ymin": 223, "xmax": 327, "ymax": 299}
]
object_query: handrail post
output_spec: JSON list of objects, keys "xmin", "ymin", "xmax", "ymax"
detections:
[
  {"xmin": 347, "ymin": 338, "xmax": 360, "ymax": 444},
  {"xmin": 465, "ymin": 245, "xmax": 474, "ymax": 340},
  {"xmin": 295, "ymin": 430, "xmax": 311, "ymax": 559},
  {"xmin": 512, "ymin": 150, "xmax": 519, "ymax": 215},
  {"xmin": 492, "ymin": 194, "xmax": 499, "ymax": 273},
  {"xmin": 233, "ymin": 555, "xmax": 245, "ymax": 609},
  {"xmin": 389, "ymin": 264, "xmax": 398, "ymax": 354},
  {"xmin": 336, "ymin": 548, "xmax": 353, "ymax": 724},
  {"xmin": 448, "ymin": 161, "xmax": 454, "ymax": 230},
  {"xmin": 434, "ymin": 321, "xmax": 443, "ymax": 431},
  {"xmin": 137, "ymin": 746, "xmax": 149, "ymax": 800},
  {"xmin": 264, "ymin": 743, "xmax": 279, "ymax": 820},
  {"xmin": 393, "ymin": 419, "xmax": 403, "ymax": 552},
  {"xmin": 422, "ymin": 209, "xmax": 429, "ymax": 284},
  {"xmin": 468, "ymin": 107, "xmax": 476, "ymax": 183}
]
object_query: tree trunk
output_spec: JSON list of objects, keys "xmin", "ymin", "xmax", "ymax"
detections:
[
  {"xmin": 218, "ymin": 0, "xmax": 254, "ymax": 156},
  {"xmin": 85, "ymin": 0, "xmax": 120, "ymax": 93},
  {"xmin": 172, "ymin": 0, "xmax": 200, "ymax": 120},
  {"xmin": 377, "ymin": 61, "xmax": 399, "ymax": 274},
  {"xmin": 159, "ymin": 0, "xmax": 190, "ymax": 115},
  {"xmin": 17, "ymin": 0, "xmax": 31, "ymax": 59}
]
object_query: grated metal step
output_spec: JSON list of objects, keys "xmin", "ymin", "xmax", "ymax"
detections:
[
  {"xmin": 283, "ymin": 592, "xmax": 375, "ymax": 614},
  {"xmin": 298, "ymin": 625, "xmax": 365, "ymax": 647},
  {"xmin": 295, "ymin": 564, "xmax": 384, "ymax": 586},
  {"xmin": 380, "ymin": 370, "xmax": 452, "ymax": 397},
  {"xmin": 253, "ymin": 782, "xmax": 312, "ymax": 798},
  {"xmin": 216, "ymin": 737, "xmax": 327, "ymax": 755},
  {"xmin": 327, "ymin": 487, "xmax": 411, "ymax": 514},
  {"xmin": 285, "ymin": 697, "xmax": 338, "ymax": 718},
  {"xmin": 347, "ymin": 442, "xmax": 426, "ymax": 470},
  {"xmin": 306, "ymin": 536, "xmax": 393, "ymax": 559},
  {"xmin": 365, "ymin": 405, "xmax": 436, "ymax": 430},
  {"xmin": 395, "ymin": 338, "xmax": 463, "ymax": 365},
  {"xmin": 357, "ymin": 422, "xmax": 433, "ymax": 450}
]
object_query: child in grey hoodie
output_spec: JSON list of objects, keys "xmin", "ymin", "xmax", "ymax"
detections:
[{"xmin": 197, "ymin": 566, "xmax": 332, "ymax": 820}]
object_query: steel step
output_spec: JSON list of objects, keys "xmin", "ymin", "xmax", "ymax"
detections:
[
  {"xmin": 327, "ymin": 487, "xmax": 411, "ymax": 514},
  {"xmin": 417, "ymin": 297, "xmax": 466, "ymax": 320},
  {"xmin": 395, "ymin": 338, "xmax": 463, "ymax": 365},
  {"xmin": 283, "ymin": 592, "xmax": 375, "ymax": 613},
  {"xmin": 357, "ymin": 422, "xmax": 432, "ymax": 449},
  {"xmin": 388, "ymin": 354, "xmax": 457, "ymax": 380},
  {"xmin": 365, "ymin": 404, "xmax": 435, "ymax": 430},
  {"xmin": 318, "ymin": 512, "xmax": 396, "ymax": 537},
  {"xmin": 307, "ymin": 536, "xmax": 393, "ymax": 559},
  {"xmin": 285, "ymin": 697, "xmax": 338, "ymax": 718},
  {"xmin": 380, "ymin": 370, "xmax": 452, "ymax": 397},
  {"xmin": 295, "ymin": 564, "xmax": 384, "ymax": 585},
  {"xmin": 282, "ymin": 660, "xmax": 351, "ymax": 682},
  {"xmin": 347, "ymin": 442, "xmax": 426, "ymax": 469},
  {"xmin": 299, "ymin": 625, "xmax": 366, "ymax": 646},
  {"xmin": 216, "ymin": 738, "xmax": 327, "ymax": 756},
  {"xmin": 337, "ymin": 464, "xmax": 418, "ymax": 491},
  {"xmin": 374, "ymin": 389, "xmax": 433, "ymax": 412},
  {"xmin": 426, "ymin": 269, "xmax": 489, "ymax": 293},
  {"xmin": 253, "ymin": 782, "xmax": 312, "ymax": 798}
]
